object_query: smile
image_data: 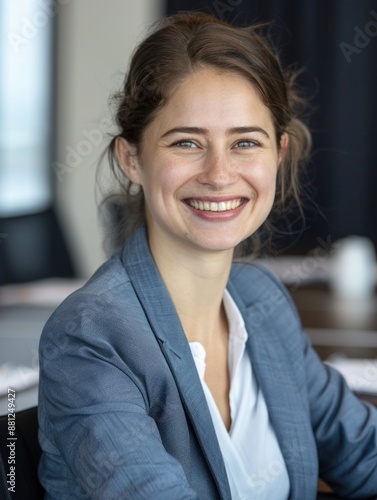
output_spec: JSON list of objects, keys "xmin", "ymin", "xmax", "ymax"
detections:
[{"xmin": 186, "ymin": 198, "xmax": 245, "ymax": 212}]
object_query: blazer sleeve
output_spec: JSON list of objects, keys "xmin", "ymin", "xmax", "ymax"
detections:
[
  {"xmin": 38, "ymin": 292, "xmax": 200, "ymax": 500},
  {"xmin": 268, "ymin": 269, "xmax": 377, "ymax": 497},
  {"xmin": 303, "ymin": 335, "xmax": 377, "ymax": 497},
  {"xmin": 246, "ymin": 265, "xmax": 377, "ymax": 497}
]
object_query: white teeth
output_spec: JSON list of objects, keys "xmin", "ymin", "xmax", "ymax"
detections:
[{"xmin": 188, "ymin": 199, "xmax": 243, "ymax": 212}]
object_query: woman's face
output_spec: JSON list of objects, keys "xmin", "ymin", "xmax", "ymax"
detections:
[{"xmin": 118, "ymin": 67, "xmax": 287, "ymax": 257}]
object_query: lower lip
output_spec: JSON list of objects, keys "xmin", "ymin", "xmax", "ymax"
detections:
[{"xmin": 184, "ymin": 200, "xmax": 248, "ymax": 222}]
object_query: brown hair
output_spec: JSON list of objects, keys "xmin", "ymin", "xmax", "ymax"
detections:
[{"xmin": 103, "ymin": 11, "xmax": 311, "ymax": 255}]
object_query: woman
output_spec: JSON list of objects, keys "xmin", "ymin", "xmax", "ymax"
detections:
[{"xmin": 38, "ymin": 12, "xmax": 377, "ymax": 499}]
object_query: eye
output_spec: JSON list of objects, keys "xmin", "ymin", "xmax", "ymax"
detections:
[
  {"xmin": 170, "ymin": 140, "xmax": 199, "ymax": 149},
  {"xmin": 234, "ymin": 139, "xmax": 261, "ymax": 149}
]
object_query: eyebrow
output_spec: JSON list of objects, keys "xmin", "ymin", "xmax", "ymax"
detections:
[{"xmin": 160, "ymin": 126, "xmax": 270, "ymax": 139}]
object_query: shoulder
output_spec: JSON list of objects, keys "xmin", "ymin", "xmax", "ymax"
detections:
[
  {"xmin": 228, "ymin": 262, "xmax": 303, "ymax": 344},
  {"xmin": 53, "ymin": 248, "xmax": 136, "ymax": 309},
  {"xmin": 229, "ymin": 261, "xmax": 298, "ymax": 311},
  {"xmin": 39, "ymin": 249, "xmax": 141, "ymax": 348}
]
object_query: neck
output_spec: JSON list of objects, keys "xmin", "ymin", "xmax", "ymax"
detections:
[{"xmin": 148, "ymin": 233, "xmax": 233, "ymax": 345}]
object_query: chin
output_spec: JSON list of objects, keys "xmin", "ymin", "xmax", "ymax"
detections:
[{"xmin": 192, "ymin": 235, "xmax": 246, "ymax": 253}]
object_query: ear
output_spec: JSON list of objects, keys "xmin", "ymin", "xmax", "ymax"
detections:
[
  {"xmin": 277, "ymin": 132, "xmax": 289, "ymax": 167},
  {"xmin": 115, "ymin": 137, "xmax": 142, "ymax": 185}
]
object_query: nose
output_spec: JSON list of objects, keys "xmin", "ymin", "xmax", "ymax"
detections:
[{"xmin": 196, "ymin": 149, "xmax": 237, "ymax": 188}]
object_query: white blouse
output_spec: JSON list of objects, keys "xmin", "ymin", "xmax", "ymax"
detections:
[{"xmin": 189, "ymin": 289, "xmax": 290, "ymax": 500}]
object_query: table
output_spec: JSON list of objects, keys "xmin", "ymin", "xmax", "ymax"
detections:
[{"xmin": 0, "ymin": 305, "xmax": 55, "ymax": 414}]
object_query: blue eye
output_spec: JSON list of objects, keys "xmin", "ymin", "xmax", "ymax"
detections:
[
  {"xmin": 171, "ymin": 140, "xmax": 198, "ymax": 148},
  {"xmin": 235, "ymin": 140, "xmax": 259, "ymax": 148}
]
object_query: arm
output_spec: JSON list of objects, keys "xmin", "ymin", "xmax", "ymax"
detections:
[
  {"xmin": 38, "ymin": 292, "xmax": 199, "ymax": 499},
  {"xmin": 304, "ymin": 332, "xmax": 377, "ymax": 497},
  {"xmin": 256, "ymin": 266, "xmax": 377, "ymax": 497}
]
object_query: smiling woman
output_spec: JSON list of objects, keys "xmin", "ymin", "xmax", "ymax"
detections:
[
  {"xmin": 105, "ymin": 12, "xmax": 311, "ymax": 256},
  {"xmin": 38, "ymin": 12, "xmax": 377, "ymax": 500}
]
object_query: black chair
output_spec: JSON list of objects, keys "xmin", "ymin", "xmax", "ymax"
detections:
[
  {"xmin": 0, "ymin": 406, "xmax": 44, "ymax": 499},
  {"xmin": 317, "ymin": 494, "xmax": 346, "ymax": 499}
]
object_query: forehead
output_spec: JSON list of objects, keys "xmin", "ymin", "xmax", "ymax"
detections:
[{"xmin": 147, "ymin": 68, "xmax": 275, "ymax": 136}]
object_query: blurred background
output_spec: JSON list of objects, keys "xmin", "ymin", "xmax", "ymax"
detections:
[
  {"xmin": 0, "ymin": 0, "xmax": 161, "ymax": 284},
  {"xmin": 0, "ymin": 0, "xmax": 376, "ymax": 284}
]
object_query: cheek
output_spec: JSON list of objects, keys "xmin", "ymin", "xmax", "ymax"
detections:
[
  {"xmin": 246, "ymin": 162, "xmax": 278, "ymax": 195},
  {"xmin": 140, "ymin": 161, "xmax": 181, "ymax": 206},
  {"xmin": 156, "ymin": 161, "xmax": 192, "ymax": 193}
]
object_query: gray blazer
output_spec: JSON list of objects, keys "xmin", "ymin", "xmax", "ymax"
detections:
[{"xmin": 38, "ymin": 224, "xmax": 377, "ymax": 499}]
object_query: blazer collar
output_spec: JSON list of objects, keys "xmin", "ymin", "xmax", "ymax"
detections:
[{"xmin": 122, "ymin": 225, "xmax": 231, "ymax": 499}]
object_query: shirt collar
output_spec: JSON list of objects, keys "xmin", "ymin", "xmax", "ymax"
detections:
[{"xmin": 223, "ymin": 288, "xmax": 247, "ymax": 345}]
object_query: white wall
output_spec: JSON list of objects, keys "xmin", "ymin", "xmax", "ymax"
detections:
[{"xmin": 54, "ymin": 0, "xmax": 161, "ymax": 278}]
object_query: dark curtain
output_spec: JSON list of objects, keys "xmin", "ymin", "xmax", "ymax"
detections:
[{"xmin": 166, "ymin": 0, "xmax": 377, "ymax": 253}]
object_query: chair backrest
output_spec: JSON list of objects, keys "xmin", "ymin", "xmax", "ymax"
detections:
[{"xmin": 0, "ymin": 406, "xmax": 44, "ymax": 499}]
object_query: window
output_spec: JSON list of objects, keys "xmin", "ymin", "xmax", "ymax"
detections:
[{"xmin": 0, "ymin": 0, "xmax": 53, "ymax": 217}]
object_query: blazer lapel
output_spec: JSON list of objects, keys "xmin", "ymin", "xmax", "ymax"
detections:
[
  {"xmin": 227, "ymin": 278, "xmax": 317, "ymax": 500},
  {"xmin": 122, "ymin": 226, "xmax": 231, "ymax": 499}
]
